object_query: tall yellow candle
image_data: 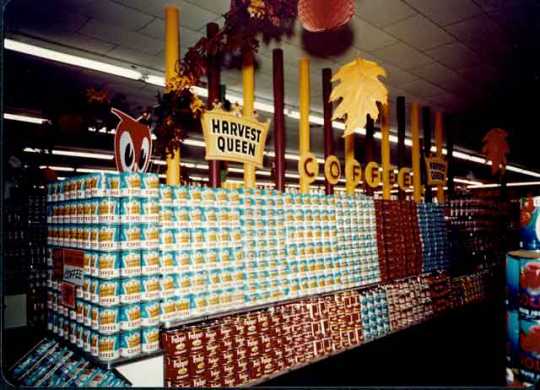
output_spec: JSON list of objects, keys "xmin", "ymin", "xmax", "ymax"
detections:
[
  {"xmin": 165, "ymin": 5, "xmax": 181, "ymax": 185},
  {"xmin": 381, "ymin": 103, "xmax": 391, "ymax": 200},
  {"xmin": 299, "ymin": 58, "xmax": 311, "ymax": 193},
  {"xmin": 243, "ymin": 51, "xmax": 256, "ymax": 188},
  {"xmin": 435, "ymin": 111, "xmax": 444, "ymax": 203},
  {"xmin": 345, "ymin": 134, "xmax": 355, "ymax": 195},
  {"xmin": 411, "ymin": 103, "xmax": 422, "ymax": 202}
]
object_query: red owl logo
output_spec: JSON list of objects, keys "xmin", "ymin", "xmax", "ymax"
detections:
[{"xmin": 111, "ymin": 108, "xmax": 153, "ymax": 172}]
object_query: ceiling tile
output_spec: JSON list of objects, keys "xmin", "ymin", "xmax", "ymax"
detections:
[
  {"xmin": 371, "ymin": 42, "xmax": 433, "ymax": 70},
  {"xmin": 78, "ymin": 0, "xmax": 153, "ymax": 30},
  {"xmin": 183, "ymin": 0, "xmax": 231, "ymax": 16},
  {"xmin": 106, "ymin": 46, "xmax": 163, "ymax": 71},
  {"xmin": 113, "ymin": 0, "xmax": 220, "ymax": 30},
  {"xmin": 458, "ymin": 64, "xmax": 497, "ymax": 84},
  {"xmin": 404, "ymin": 0, "xmax": 483, "ymax": 25},
  {"xmin": 445, "ymin": 14, "xmax": 503, "ymax": 44},
  {"xmin": 400, "ymin": 78, "xmax": 446, "ymax": 98},
  {"xmin": 425, "ymin": 42, "xmax": 481, "ymax": 70},
  {"xmin": 355, "ymin": 0, "xmax": 417, "ymax": 28},
  {"xmin": 412, "ymin": 62, "xmax": 467, "ymax": 91},
  {"xmin": 384, "ymin": 14, "xmax": 455, "ymax": 50},
  {"xmin": 381, "ymin": 62, "xmax": 419, "ymax": 87},
  {"xmin": 138, "ymin": 19, "xmax": 203, "ymax": 48},
  {"xmin": 350, "ymin": 17, "xmax": 398, "ymax": 51},
  {"xmin": 80, "ymin": 19, "xmax": 163, "ymax": 55}
]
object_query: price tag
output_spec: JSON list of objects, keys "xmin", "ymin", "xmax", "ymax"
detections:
[{"xmin": 63, "ymin": 249, "xmax": 84, "ymax": 286}]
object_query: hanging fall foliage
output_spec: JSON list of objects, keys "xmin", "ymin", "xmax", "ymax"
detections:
[
  {"xmin": 298, "ymin": 0, "xmax": 355, "ymax": 32},
  {"xmin": 330, "ymin": 58, "xmax": 388, "ymax": 137},
  {"xmin": 482, "ymin": 128, "xmax": 510, "ymax": 176}
]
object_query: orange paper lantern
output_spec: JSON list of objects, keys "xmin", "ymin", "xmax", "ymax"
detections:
[{"xmin": 298, "ymin": 0, "xmax": 355, "ymax": 32}]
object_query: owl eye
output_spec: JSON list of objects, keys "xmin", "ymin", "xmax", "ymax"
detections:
[
  {"xmin": 119, "ymin": 131, "xmax": 135, "ymax": 172},
  {"xmin": 138, "ymin": 137, "xmax": 151, "ymax": 172}
]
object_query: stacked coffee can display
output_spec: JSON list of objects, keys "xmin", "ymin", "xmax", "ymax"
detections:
[
  {"xmin": 46, "ymin": 173, "xmax": 161, "ymax": 362},
  {"xmin": 417, "ymin": 203, "xmax": 449, "ymax": 273}
]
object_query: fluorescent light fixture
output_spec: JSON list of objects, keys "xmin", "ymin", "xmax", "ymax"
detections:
[
  {"xmin": 469, "ymin": 181, "xmax": 540, "ymax": 189},
  {"xmin": 183, "ymin": 139, "xmax": 207, "ymax": 148},
  {"xmin": 52, "ymin": 150, "xmax": 114, "ymax": 160},
  {"xmin": 4, "ymin": 38, "xmax": 142, "ymax": 80},
  {"xmin": 4, "ymin": 113, "xmax": 48, "ymax": 124},
  {"xmin": 454, "ymin": 178, "xmax": 483, "ymax": 186},
  {"xmin": 57, "ymin": 177, "xmax": 66, "ymax": 181},
  {"xmin": 39, "ymin": 165, "xmax": 75, "ymax": 172},
  {"xmin": 76, "ymin": 167, "xmax": 117, "ymax": 174},
  {"xmin": 8, "ymin": 37, "xmax": 540, "ymax": 180}
]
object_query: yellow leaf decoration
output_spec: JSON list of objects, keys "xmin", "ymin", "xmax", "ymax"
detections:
[{"xmin": 330, "ymin": 58, "xmax": 388, "ymax": 137}]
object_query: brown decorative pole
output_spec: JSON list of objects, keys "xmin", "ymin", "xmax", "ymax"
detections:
[
  {"xmin": 273, "ymin": 49, "xmax": 286, "ymax": 192},
  {"xmin": 207, "ymin": 23, "xmax": 221, "ymax": 187},
  {"xmin": 364, "ymin": 114, "xmax": 375, "ymax": 195},
  {"xmin": 322, "ymin": 68, "xmax": 334, "ymax": 195},
  {"xmin": 422, "ymin": 107, "xmax": 432, "ymax": 202},
  {"xmin": 445, "ymin": 114, "xmax": 455, "ymax": 199},
  {"xmin": 397, "ymin": 96, "xmax": 406, "ymax": 200}
]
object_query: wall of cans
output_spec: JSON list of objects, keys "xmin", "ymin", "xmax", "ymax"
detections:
[
  {"xmin": 46, "ymin": 173, "xmax": 162, "ymax": 362},
  {"xmin": 9, "ymin": 338, "xmax": 130, "ymax": 387},
  {"xmin": 162, "ymin": 270, "xmax": 495, "ymax": 387},
  {"xmin": 417, "ymin": 203, "xmax": 450, "ymax": 273},
  {"xmin": 375, "ymin": 200, "xmax": 423, "ymax": 282}
]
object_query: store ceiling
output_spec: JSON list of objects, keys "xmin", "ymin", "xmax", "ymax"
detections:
[{"xmin": 3, "ymin": 0, "xmax": 540, "ymax": 181}]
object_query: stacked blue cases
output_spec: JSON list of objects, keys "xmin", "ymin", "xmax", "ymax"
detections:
[
  {"xmin": 417, "ymin": 203, "xmax": 449, "ymax": 273},
  {"xmin": 359, "ymin": 287, "xmax": 390, "ymax": 341}
]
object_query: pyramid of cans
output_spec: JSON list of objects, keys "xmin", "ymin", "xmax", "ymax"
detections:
[
  {"xmin": 359, "ymin": 287, "xmax": 390, "ymax": 341},
  {"xmin": 283, "ymin": 190, "xmax": 342, "ymax": 296},
  {"xmin": 46, "ymin": 173, "xmax": 161, "ymax": 362},
  {"xmin": 416, "ymin": 203, "xmax": 450, "ymax": 273},
  {"xmin": 335, "ymin": 193, "xmax": 381, "ymax": 287}
]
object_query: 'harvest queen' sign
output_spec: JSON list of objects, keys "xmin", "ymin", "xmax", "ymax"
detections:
[{"xmin": 201, "ymin": 103, "xmax": 270, "ymax": 167}]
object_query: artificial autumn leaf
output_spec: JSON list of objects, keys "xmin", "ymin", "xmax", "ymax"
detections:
[
  {"xmin": 482, "ymin": 128, "xmax": 509, "ymax": 176},
  {"xmin": 330, "ymin": 58, "xmax": 388, "ymax": 137}
]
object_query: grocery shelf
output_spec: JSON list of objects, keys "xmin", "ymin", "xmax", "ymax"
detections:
[
  {"xmin": 47, "ymin": 332, "xmax": 163, "ymax": 370},
  {"xmin": 162, "ymin": 281, "xmax": 381, "ymax": 330},
  {"xmin": 242, "ymin": 301, "xmax": 483, "ymax": 387}
]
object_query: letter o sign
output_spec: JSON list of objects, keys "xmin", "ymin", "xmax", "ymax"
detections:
[{"xmin": 324, "ymin": 155, "xmax": 341, "ymax": 185}]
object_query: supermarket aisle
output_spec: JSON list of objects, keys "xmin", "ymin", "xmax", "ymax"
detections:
[{"xmin": 260, "ymin": 300, "xmax": 506, "ymax": 387}]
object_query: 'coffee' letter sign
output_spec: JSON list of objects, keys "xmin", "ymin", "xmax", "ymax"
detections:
[
  {"xmin": 201, "ymin": 103, "xmax": 270, "ymax": 168},
  {"xmin": 111, "ymin": 108, "xmax": 153, "ymax": 173}
]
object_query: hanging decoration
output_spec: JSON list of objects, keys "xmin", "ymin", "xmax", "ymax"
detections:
[
  {"xmin": 482, "ymin": 128, "xmax": 510, "ymax": 176},
  {"xmin": 330, "ymin": 58, "xmax": 388, "ymax": 137},
  {"xmin": 111, "ymin": 108, "xmax": 153, "ymax": 173},
  {"xmin": 152, "ymin": 0, "xmax": 296, "ymax": 157},
  {"xmin": 298, "ymin": 0, "xmax": 355, "ymax": 32}
]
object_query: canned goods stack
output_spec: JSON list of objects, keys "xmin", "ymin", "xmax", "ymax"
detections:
[
  {"xmin": 46, "ymin": 172, "xmax": 161, "ymax": 362},
  {"xmin": 447, "ymin": 199, "xmax": 511, "ymax": 271},
  {"xmin": 284, "ymin": 190, "xmax": 341, "ymax": 299},
  {"xmin": 359, "ymin": 287, "xmax": 390, "ymax": 341},
  {"xmin": 243, "ymin": 188, "xmax": 288, "ymax": 306},
  {"xmin": 384, "ymin": 277, "xmax": 433, "ymax": 331},
  {"xmin": 375, "ymin": 200, "xmax": 423, "ymax": 282},
  {"xmin": 417, "ymin": 203, "xmax": 449, "ymax": 273},
  {"xmin": 162, "ymin": 289, "xmax": 362, "ymax": 388},
  {"xmin": 9, "ymin": 338, "xmax": 130, "ymax": 386},
  {"xmin": 505, "ymin": 251, "xmax": 540, "ymax": 386},
  {"xmin": 519, "ymin": 196, "xmax": 540, "ymax": 250},
  {"xmin": 335, "ymin": 193, "xmax": 381, "ymax": 287},
  {"xmin": 424, "ymin": 273, "xmax": 453, "ymax": 314}
]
